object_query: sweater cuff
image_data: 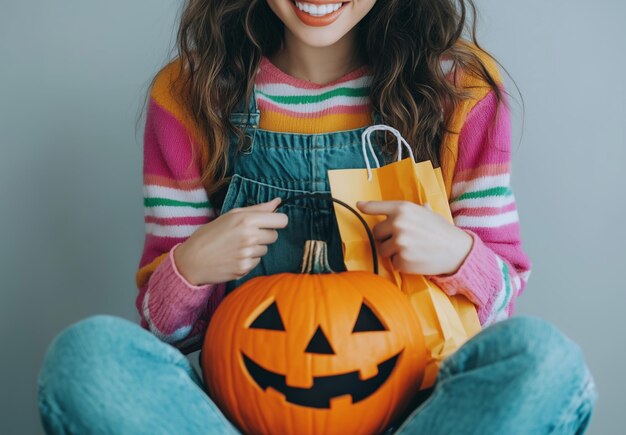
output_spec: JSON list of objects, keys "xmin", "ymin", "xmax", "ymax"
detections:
[
  {"xmin": 148, "ymin": 243, "xmax": 215, "ymax": 311},
  {"xmin": 143, "ymin": 243, "xmax": 221, "ymax": 341},
  {"xmin": 426, "ymin": 229, "xmax": 502, "ymax": 308}
]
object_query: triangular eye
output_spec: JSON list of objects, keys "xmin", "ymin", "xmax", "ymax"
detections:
[
  {"xmin": 249, "ymin": 301, "xmax": 285, "ymax": 331},
  {"xmin": 352, "ymin": 301, "xmax": 388, "ymax": 332}
]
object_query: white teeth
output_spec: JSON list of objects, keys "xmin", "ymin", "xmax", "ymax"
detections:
[{"xmin": 295, "ymin": 2, "xmax": 343, "ymax": 17}]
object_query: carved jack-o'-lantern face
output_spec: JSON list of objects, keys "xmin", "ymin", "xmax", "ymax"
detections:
[
  {"xmin": 244, "ymin": 296, "xmax": 400, "ymax": 409},
  {"xmin": 202, "ymin": 265, "xmax": 427, "ymax": 435}
]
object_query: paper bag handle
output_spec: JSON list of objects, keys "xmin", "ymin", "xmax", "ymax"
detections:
[
  {"xmin": 361, "ymin": 124, "xmax": 416, "ymax": 181},
  {"xmin": 278, "ymin": 193, "xmax": 379, "ymax": 275}
]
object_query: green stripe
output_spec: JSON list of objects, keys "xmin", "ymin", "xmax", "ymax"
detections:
[
  {"xmin": 495, "ymin": 261, "xmax": 512, "ymax": 313},
  {"xmin": 145, "ymin": 197, "xmax": 210, "ymax": 208},
  {"xmin": 452, "ymin": 186, "xmax": 512, "ymax": 202},
  {"xmin": 257, "ymin": 87, "xmax": 369, "ymax": 105}
]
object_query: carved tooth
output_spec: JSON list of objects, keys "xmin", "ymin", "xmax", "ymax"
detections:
[
  {"xmin": 286, "ymin": 371, "xmax": 313, "ymax": 389},
  {"xmin": 329, "ymin": 394, "xmax": 353, "ymax": 409},
  {"xmin": 359, "ymin": 363, "xmax": 379, "ymax": 380},
  {"xmin": 266, "ymin": 387, "xmax": 288, "ymax": 405}
]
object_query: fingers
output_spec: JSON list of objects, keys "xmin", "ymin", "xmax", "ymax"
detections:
[
  {"xmin": 234, "ymin": 257, "xmax": 262, "ymax": 279},
  {"xmin": 256, "ymin": 229, "xmax": 279, "ymax": 245},
  {"xmin": 372, "ymin": 219, "xmax": 394, "ymax": 242},
  {"xmin": 250, "ymin": 212, "xmax": 289, "ymax": 229},
  {"xmin": 228, "ymin": 197, "xmax": 288, "ymax": 229},
  {"xmin": 239, "ymin": 244, "xmax": 269, "ymax": 259},
  {"xmin": 378, "ymin": 237, "xmax": 398, "ymax": 259},
  {"xmin": 231, "ymin": 197, "xmax": 282, "ymax": 213},
  {"xmin": 232, "ymin": 211, "xmax": 288, "ymax": 229},
  {"xmin": 356, "ymin": 200, "xmax": 405, "ymax": 216},
  {"xmin": 357, "ymin": 200, "xmax": 429, "ymax": 217},
  {"xmin": 390, "ymin": 253, "xmax": 403, "ymax": 271},
  {"xmin": 378, "ymin": 238, "xmax": 407, "ymax": 273}
]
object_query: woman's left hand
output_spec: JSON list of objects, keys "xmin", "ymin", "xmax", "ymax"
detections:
[{"xmin": 356, "ymin": 200, "xmax": 474, "ymax": 276}]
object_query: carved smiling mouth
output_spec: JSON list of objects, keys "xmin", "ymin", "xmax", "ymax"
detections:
[{"xmin": 242, "ymin": 351, "xmax": 402, "ymax": 408}]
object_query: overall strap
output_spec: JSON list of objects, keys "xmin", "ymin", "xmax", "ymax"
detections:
[{"xmin": 210, "ymin": 90, "xmax": 260, "ymax": 212}]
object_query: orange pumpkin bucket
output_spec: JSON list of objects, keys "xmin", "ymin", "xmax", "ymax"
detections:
[{"xmin": 202, "ymin": 194, "xmax": 427, "ymax": 435}]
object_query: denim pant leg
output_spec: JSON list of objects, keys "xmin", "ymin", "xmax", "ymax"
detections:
[
  {"xmin": 37, "ymin": 315, "xmax": 238, "ymax": 435},
  {"xmin": 396, "ymin": 316, "xmax": 598, "ymax": 435}
]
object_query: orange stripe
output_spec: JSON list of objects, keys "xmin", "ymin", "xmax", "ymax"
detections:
[
  {"xmin": 150, "ymin": 60, "xmax": 206, "ymax": 154},
  {"xmin": 135, "ymin": 252, "xmax": 169, "ymax": 289},
  {"xmin": 259, "ymin": 111, "xmax": 372, "ymax": 134},
  {"xmin": 439, "ymin": 41, "xmax": 504, "ymax": 198}
]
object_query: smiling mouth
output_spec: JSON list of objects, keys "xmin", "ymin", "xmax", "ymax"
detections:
[
  {"xmin": 291, "ymin": 1, "xmax": 348, "ymax": 17},
  {"xmin": 242, "ymin": 351, "xmax": 402, "ymax": 408},
  {"xmin": 289, "ymin": 1, "xmax": 349, "ymax": 26}
]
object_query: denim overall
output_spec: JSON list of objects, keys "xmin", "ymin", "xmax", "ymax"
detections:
[{"xmin": 218, "ymin": 87, "xmax": 393, "ymax": 294}]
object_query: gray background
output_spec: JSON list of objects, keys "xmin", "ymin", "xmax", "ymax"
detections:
[{"xmin": 1, "ymin": 0, "xmax": 624, "ymax": 433}]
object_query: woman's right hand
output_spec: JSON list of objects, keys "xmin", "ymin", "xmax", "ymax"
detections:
[{"xmin": 173, "ymin": 197, "xmax": 288, "ymax": 286}]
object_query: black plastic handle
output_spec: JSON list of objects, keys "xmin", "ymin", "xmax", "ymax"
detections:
[{"xmin": 278, "ymin": 193, "xmax": 378, "ymax": 275}]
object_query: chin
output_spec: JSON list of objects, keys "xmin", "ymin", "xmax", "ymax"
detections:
[{"xmin": 290, "ymin": 27, "xmax": 348, "ymax": 48}]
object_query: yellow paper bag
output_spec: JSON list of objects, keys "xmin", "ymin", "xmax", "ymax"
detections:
[{"xmin": 328, "ymin": 125, "xmax": 480, "ymax": 390}]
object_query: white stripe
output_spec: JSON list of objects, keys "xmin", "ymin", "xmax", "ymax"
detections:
[
  {"xmin": 490, "ymin": 290, "xmax": 507, "ymax": 321},
  {"xmin": 493, "ymin": 309, "xmax": 511, "ymax": 324},
  {"xmin": 256, "ymin": 93, "xmax": 370, "ymax": 114},
  {"xmin": 482, "ymin": 257, "xmax": 509, "ymax": 325},
  {"xmin": 453, "ymin": 210, "xmax": 519, "ymax": 228},
  {"xmin": 450, "ymin": 194, "xmax": 515, "ymax": 212},
  {"xmin": 144, "ymin": 206, "xmax": 213, "ymax": 218},
  {"xmin": 143, "ymin": 293, "xmax": 192, "ymax": 343},
  {"xmin": 143, "ymin": 185, "xmax": 208, "ymax": 203},
  {"xmin": 145, "ymin": 223, "xmax": 203, "ymax": 238},
  {"xmin": 451, "ymin": 174, "xmax": 510, "ymax": 198},
  {"xmin": 256, "ymin": 76, "xmax": 372, "ymax": 96},
  {"xmin": 496, "ymin": 258, "xmax": 514, "ymax": 310}
]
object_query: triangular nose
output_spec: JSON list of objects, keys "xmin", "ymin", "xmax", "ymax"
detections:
[{"xmin": 305, "ymin": 326, "xmax": 335, "ymax": 355}]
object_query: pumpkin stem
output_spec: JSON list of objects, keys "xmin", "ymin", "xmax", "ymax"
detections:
[{"xmin": 300, "ymin": 240, "xmax": 335, "ymax": 274}]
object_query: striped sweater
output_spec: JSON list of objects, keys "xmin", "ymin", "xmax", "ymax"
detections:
[
  {"xmin": 255, "ymin": 56, "xmax": 373, "ymax": 133},
  {"xmin": 136, "ymin": 54, "xmax": 532, "ymax": 350}
]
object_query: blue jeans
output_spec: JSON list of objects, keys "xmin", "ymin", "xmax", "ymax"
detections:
[{"xmin": 38, "ymin": 315, "xmax": 597, "ymax": 434}]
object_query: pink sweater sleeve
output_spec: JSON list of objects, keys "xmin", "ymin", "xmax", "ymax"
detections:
[
  {"xmin": 425, "ymin": 88, "xmax": 532, "ymax": 326},
  {"xmin": 136, "ymin": 97, "xmax": 225, "ymax": 352}
]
